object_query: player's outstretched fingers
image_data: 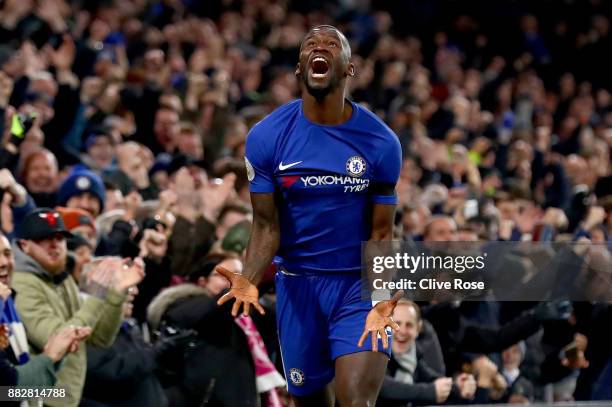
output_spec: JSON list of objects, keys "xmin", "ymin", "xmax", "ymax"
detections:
[
  {"xmin": 217, "ymin": 291, "xmax": 235, "ymax": 306},
  {"xmin": 357, "ymin": 329, "xmax": 369, "ymax": 348},
  {"xmin": 231, "ymin": 299, "xmax": 243, "ymax": 317},
  {"xmin": 371, "ymin": 329, "xmax": 378, "ymax": 352},
  {"xmin": 243, "ymin": 301, "xmax": 251, "ymax": 316},
  {"xmin": 387, "ymin": 317, "xmax": 400, "ymax": 332},
  {"xmin": 381, "ymin": 328, "xmax": 389, "ymax": 349},
  {"xmin": 253, "ymin": 301, "xmax": 266, "ymax": 316}
]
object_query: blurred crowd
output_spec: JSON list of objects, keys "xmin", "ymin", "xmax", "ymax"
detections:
[{"xmin": 0, "ymin": 0, "xmax": 610, "ymax": 406}]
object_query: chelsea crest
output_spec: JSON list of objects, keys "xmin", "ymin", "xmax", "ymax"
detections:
[{"xmin": 346, "ymin": 156, "xmax": 366, "ymax": 177}]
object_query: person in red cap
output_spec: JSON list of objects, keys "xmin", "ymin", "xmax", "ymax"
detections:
[
  {"xmin": 56, "ymin": 207, "xmax": 97, "ymax": 250},
  {"xmin": 10, "ymin": 207, "xmax": 145, "ymax": 407}
]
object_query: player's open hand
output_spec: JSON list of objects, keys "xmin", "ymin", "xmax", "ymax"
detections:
[
  {"xmin": 358, "ymin": 290, "xmax": 403, "ymax": 351},
  {"xmin": 216, "ymin": 266, "xmax": 265, "ymax": 317}
]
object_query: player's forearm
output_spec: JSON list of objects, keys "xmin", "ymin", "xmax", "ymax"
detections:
[
  {"xmin": 244, "ymin": 217, "xmax": 280, "ymax": 285},
  {"xmin": 369, "ymin": 203, "xmax": 395, "ymax": 241},
  {"xmin": 370, "ymin": 225, "xmax": 393, "ymax": 241}
]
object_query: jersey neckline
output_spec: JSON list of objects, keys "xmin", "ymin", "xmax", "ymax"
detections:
[{"xmin": 299, "ymin": 99, "xmax": 359, "ymax": 128}]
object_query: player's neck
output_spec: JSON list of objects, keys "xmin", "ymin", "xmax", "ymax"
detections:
[{"xmin": 302, "ymin": 88, "xmax": 352, "ymax": 126}]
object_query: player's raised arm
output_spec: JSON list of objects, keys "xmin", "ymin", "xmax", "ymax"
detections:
[{"xmin": 217, "ymin": 192, "xmax": 279, "ymax": 316}]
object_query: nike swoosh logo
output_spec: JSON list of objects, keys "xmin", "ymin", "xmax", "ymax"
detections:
[{"xmin": 278, "ymin": 161, "xmax": 302, "ymax": 171}]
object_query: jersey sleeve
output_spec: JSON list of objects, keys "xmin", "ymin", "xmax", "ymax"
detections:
[
  {"xmin": 245, "ymin": 123, "xmax": 276, "ymax": 193},
  {"xmin": 371, "ymin": 133, "xmax": 402, "ymax": 205}
]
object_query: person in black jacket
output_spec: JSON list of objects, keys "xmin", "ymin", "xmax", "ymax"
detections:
[
  {"xmin": 147, "ymin": 253, "xmax": 261, "ymax": 407},
  {"xmin": 422, "ymin": 299, "xmax": 572, "ymax": 376},
  {"xmin": 378, "ymin": 300, "xmax": 477, "ymax": 407},
  {"xmin": 81, "ymin": 281, "xmax": 191, "ymax": 407}
]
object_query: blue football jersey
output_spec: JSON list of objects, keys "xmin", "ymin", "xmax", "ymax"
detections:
[{"xmin": 245, "ymin": 99, "xmax": 401, "ymax": 273}]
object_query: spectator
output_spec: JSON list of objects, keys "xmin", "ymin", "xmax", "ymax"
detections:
[
  {"xmin": 0, "ymin": 168, "xmax": 35, "ymax": 238},
  {"xmin": 11, "ymin": 208, "xmax": 144, "ymax": 407},
  {"xmin": 0, "ymin": 231, "xmax": 92, "ymax": 387},
  {"xmin": 147, "ymin": 253, "xmax": 258, "ymax": 407},
  {"xmin": 502, "ymin": 342, "xmax": 529, "ymax": 389},
  {"xmin": 423, "ymin": 215, "xmax": 458, "ymax": 242},
  {"xmin": 56, "ymin": 206, "xmax": 97, "ymax": 249},
  {"xmin": 166, "ymin": 162, "xmax": 235, "ymax": 276},
  {"xmin": 215, "ymin": 202, "xmax": 252, "ymax": 240},
  {"xmin": 66, "ymin": 233, "xmax": 92, "ymax": 283},
  {"xmin": 57, "ymin": 169, "xmax": 106, "ymax": 217},
  {"xmin": 81, "ymin": 126, "xmax": 116, "ymax": 171},
  {"xmin": 152, "ymin": 106, "xmax": 180, "ymax": 155},
  {"xmin": 176, "ymin": 122, "xmax": 204, "ymax": 160},
  {"xmin": 379, "ymin": 300, "xmax": 477, "ymax": 406},
  {"xmin": 20, "ymin": 148, "xmax": 59, "ymax": 208},
  {"xmin": 81, "ymin": 258, "xmax": 186, "ymax": 407}
]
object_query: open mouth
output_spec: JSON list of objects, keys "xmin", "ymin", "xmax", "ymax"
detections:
[
  {"xmin": 310, "ymin": 56, "xmax": 329, "ymax": 78},
  {"xmin": 48, "ymin": 252, "xmax": 61, "ymax": 260}
]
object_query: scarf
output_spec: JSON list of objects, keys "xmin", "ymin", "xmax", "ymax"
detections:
[
  {"xmin": 394, "ymin": 344, "xmax": 417, "ymax": 384},
  {"xmin": 234, "ymin": 314, "xmax": 285, "ymax": 407},
  {"xmin": 1, "ymin": 296, "xmax": 29, "ymax": 365}
]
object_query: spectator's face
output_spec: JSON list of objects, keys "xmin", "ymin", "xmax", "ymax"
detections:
[
  {"xmin": 105, "ymin": 188, "xmax": 124, "ymax": 212},
  {"xmin": 24, "ymin": 152, "xmax": 58, "ymax": 194},
  {"xmin": 297, "ymin": 27, "xmax": 353, "ymax": 98},
  {"xmin": 66, "ymin": 193, "xmax": 101, "ymax": 217},
  {"xmin": 401, "ymin": 158, "xmax": 422, "ymax": 185},
  {"xmin": 565, "ymin": 154, "xmax": 589, "ymax": 186},
  {"xmin": 0, "ymin": 236, "xmax": 14, "ymax": 286},
  {"xmin": 177, "ymin": 130, "xmax": 203, "ymax": 160},
  {"xmin": 457, "ymin": 230, "xmax": 479, "ymax": 241},
  {"xmin": 73, "ymin": 227, "xmax": 97, "ymax": 250},
  {"xmin": 88, "ymin": 136, "xmax": 115, "ymax": 168},
  {"xmin": 154, "ymin": 109, "xmax": 180, "ymax": 152},
  {"xmin": 72, "ymin": 245, "xmax": 93, "ymax": 283},
  {"xmin": 392, "ymin": 304, "xmax": 420, "ymax": 354},
  {"xmin": 402, "ymin": 210, "xmax": 421, "ymax": 236},
  {"xmin": 21, "ymin": 234, "xmax": 67, "ymax": 274},
  {"xmin": 424, "ymin": 218, "xmax": 457, "ymax": 242},
  {"xmin": 498, "ymin": 200, "xmax": 518, "ymax": 221},
  {"xmin": 502, "ymin": 344, "xmax": 523, "ymax": 370},
  {"xmin": 152, "ymin": 171, "xmax": 170, "ymax": 191},
  {"xmin": 224, "ymin": 119, "xmax": 248, "ymax": 149}
]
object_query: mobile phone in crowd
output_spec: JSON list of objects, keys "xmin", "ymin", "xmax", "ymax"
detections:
[{"xmin": 463, "ymin": 199, "xmax": 479, "ymax": 219}]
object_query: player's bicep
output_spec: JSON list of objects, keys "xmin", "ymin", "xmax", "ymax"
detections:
[{"xmin": 250, "ymin": 192, "xmax": 279, "ymax": 228}]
